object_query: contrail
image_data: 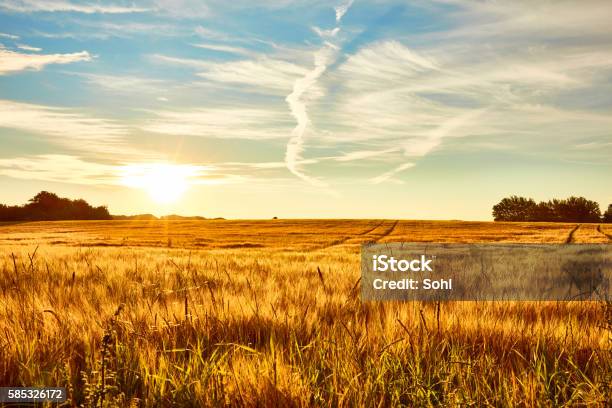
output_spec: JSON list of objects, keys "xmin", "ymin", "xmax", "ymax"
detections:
[
  {"xmin": 335, "ymin": 0, "xmax": 354, "ymax": 22},
  {"xmin": 285, "ymin": 46, "xmax": 335, "ymax": 186},
  {"xmin": 284, "ymin": 1, "xmax": 353, "ymax": 185},
  {"xmin": 371, "ymin": 109, "xmax": 487, "ymax": 184}
]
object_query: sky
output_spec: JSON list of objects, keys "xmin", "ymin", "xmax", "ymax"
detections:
[{"xmin": 0, "ymin": 0, "xmax": 611, "ymax": 220}]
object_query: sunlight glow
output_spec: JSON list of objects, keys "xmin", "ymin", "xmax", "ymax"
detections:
[{"xmin": 120, "ymin": 163, "xmax": 201, "ymax": 204}]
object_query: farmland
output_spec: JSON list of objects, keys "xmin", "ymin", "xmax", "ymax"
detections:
[{"xmin": 0, "ymin": 220, "xmax": 610, "ymax": 406}]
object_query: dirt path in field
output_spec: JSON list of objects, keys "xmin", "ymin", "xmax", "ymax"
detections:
[
  {"xmin": 357, "ymin": 220, "xmax": 385, "ymax": 236},
  {"xmin": 565, "ymin": 224, "xmax": 580, "ymax": 243},
  {"xmin": 311, "ymin": 220, "xmax": 387, "ymax": 250},
  {"xmin": 596, "ymin": 224, "xmax": 612, "ymax": 241},
  {"xmin": 374, "ymin": 220, "xmax": 399, "ymax": 243}
]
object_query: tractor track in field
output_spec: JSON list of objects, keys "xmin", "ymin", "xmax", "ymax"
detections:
[
  {"xmin": 565, "ymin": 224, "xmax": 580, "ymax": 243},
  {"xmin": 596, "ymin": 224, "xmax": 612, "ymax": 241},
  {"xmin": 357, "ymin": 220, "xmax": 386, "ymax": 236},
  {"xmin": 310, "ymin": 220, "xmax": 387, "ymax": 251},
  {"xmin": 374, "ymin": 220, "xmax": 399, "ymax": 243}
]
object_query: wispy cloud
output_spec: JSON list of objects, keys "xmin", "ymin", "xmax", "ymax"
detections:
[
  {"xmin": 198, "ymin": 58, "xmax": 316, "ymax": 94},
  {"xmin": 285, "ymin": 45, "xmax": 338, "ymax": 186},
  {"xmin": 0, "ymin": 155, "xmax": 243, "ymax": 186},
  {"xmin": 334, "ymin": 0, "xmax": 353, "ymax": 22},
  {"xmin": 321, "ymin": 27, "xmax": 612, "ymax": 182},
  {"xmin": 0, "ymin": 99, "xmax": 130, "ymax": 154},
  {"xmin": 332, "ymin": 147, "xmax": 399, "ymax": 162},
  {"xmin": 191, "ymin": 43, "xmax": 254, "ymax": 57},
  {"xmin": 71, "ymin": 72, "xmax": 170, "ymax": 94},
  {"xmin": 0, "ymin": 48, "xmax": 91, "ymax": 74},
  {"xmin": 0, "ymin": 154, "xmax": 119, "ymax": 185},
  {"xmin": 0, "ymin": 0, "xmax": 149, "ymax": 14},
  {"xmin": 311, "ymin": 26, "xmax": 340, "ymax": 38},
  {"xmin": 0, "ymin": 32, "xmax": 19, "ymax": 39},
  {"xmin": 153, "ymin": 54, "xmax": 312, "ymax": 94},
  {"xmin": 284, "ymin": 0, "xmax": 354, "ymax": 186},
  {"xmin": 370, "ymin": 163, "xmax": 414, "ymax": 184},
  {"xmin": 141, "ymin": 107, "xmax": 293, "ymax": 140},
  {"xmin": 16, "ymin": 44, "xmax": 41, "ymax": 52}
]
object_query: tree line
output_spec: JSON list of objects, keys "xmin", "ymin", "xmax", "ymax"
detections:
[
  {"xmin": 0, "ymin": 191, "xmax": 111, "ymax": 221},
  {"xmin": 493, "ymin": 195, "xmax": 611, "ymax": 223}
]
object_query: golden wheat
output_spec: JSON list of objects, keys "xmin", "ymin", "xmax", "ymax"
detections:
[{"xmin": 0, "ymin": 220, "xmax": 610, "ymax": 406}]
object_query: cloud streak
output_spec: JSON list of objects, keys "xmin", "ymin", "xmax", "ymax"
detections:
[
  {"xmin": 0, "ymin": 155, "xmax": 244, "ymax": 186},
  {"xmin": 284, "ymin": 0, "xmax": 354, "ymax": 185},
  {"xmin": 153, "ymin": 54, "xmax": 311, "ymax": 94},
  {"xmin": 0, "ymin": 48, "xmax": 91, "ymax": 74},
  {"xmin": 334, "ymin": 0, "xmax": 353, "ymax": 22},
  {"xmin": 0, "ymin": 99, "xmax": 133, "ymax": 155},
  {"xmin": 370, "ymin": 163, "xmax": 414, "ymax": 184},
  {"xmin": 191, "ymin": 42, "xmax": 254, "ymax": 57},
  {"xmin": 141, "ymin": 107, "xmax": 294, "ymax": 140},
  {"xmin": 0, "ymin": 0, "xmax": 149, "ymax": 14},
  {"xmin": 0, "ymin": 32, "xmax": 19, "ymax": 39}
]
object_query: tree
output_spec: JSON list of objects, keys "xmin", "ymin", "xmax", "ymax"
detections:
[
  {"xmin": 603, "ymin": 204, "xmax": 612, "ymax": 223},
  {"xmin": 551, "ymin": 196, "xmax": 600, "ymax": 223},
  {"xmin": 531, "ymin": 201, "xmax": 556, "ymax": 222},
  {"xmin": 493, "ymin": 195, "xmax": 603, "ymax": 223},
  {"xmin": 0, "ymin": 191, "xmax": 111, "ymax": 221},
  {"xmin": 492, "ymin": 196, "xmax": 537, "ymax": 221}
]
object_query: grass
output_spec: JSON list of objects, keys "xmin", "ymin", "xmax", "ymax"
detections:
[{"xmin": 0, "ymin": 220, "xmax": 610, "ymax": 406}]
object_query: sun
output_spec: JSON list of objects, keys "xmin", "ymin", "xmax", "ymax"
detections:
[{"xmin": 120, "ymin": 163, "xmax": 199, "ymax": 204}]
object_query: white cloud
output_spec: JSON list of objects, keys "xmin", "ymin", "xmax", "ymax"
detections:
[
  {"xmin": 141, "ymin": 107, "xmax": 294, "ymax": 140},
  {"xmin": 0, "ymin": 32, "xmax": 19, "ymax": 39},
  {"xmin": 427, "ymin": 0, "xmax": 612, "ymax": 40},
  {"xmin": 194, "ymin": 26, "xmax": 226, "ymax": 39},
  {"xmin": 0, "ymin": 99, "xmax": 130, "ymax": 154},
  {"xmin": 198, "ymin": 58, "xmax": 313, "ymax": 94},
  {"xmin": 72, "ymin": 72, "xmax": 169, "ymax": 94},
  {"xmin": 334, "ymin": 0, "xmax": 353, "ymax": 22},
  {"xmin": 312, "ymin": 26, "xmax": 339, "ymax": 38},
  {"xmin": 0, "ymin": 0, "xmax": 149, "ymax": 14},
  {"xmin": 370, "ymin": 163, "xmax": 415, "ymax": 184},
  {"xmin": 285, "ymin": 45, "xmax": 337, "ymax": 186},
  {"xmin": 191, "ymin": 42, "xmax": 254, "ymax": 57},
  {"xmin": 153, "ymin": 54, "xmax": 313, "ymax": 95},
  {"xmin": 0, "ymin": 48, "xmax": 91, "ymax": 74},
  {"xmin": 0, "ymin": 154, "xmax": 119, "ymax": 185},
  {"xmin": 339, "ymin": 41, "xmax": 439, "ymax": 90},
  {"xmin": 325, "ymin": 35, "xmax": 612, "ymax": 151},
  {"xmin": 284, "ymin": 0, "xmax": 353, "ymax": 186},
  {"xmin": 0, "ymin": 155, "xmax": 244, "ymax": 186},
  {"xmin": 16, "ymin": 44, "xmax": 41, "ymax": 52},
  {"xmin": 150, "ymin": 0, "xmax": 209, "ymax": 18},
  {"xmin": 332, "ymin": 147, "xmax": 399, "ymax": 162}
]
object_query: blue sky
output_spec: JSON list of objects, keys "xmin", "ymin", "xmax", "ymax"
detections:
[{"xmin": 0, "ymin": 0, "xmax": 611, "ymax": 219}]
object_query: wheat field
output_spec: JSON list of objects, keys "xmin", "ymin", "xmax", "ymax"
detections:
[{"xmin": 0, "ymin": 220, "xmax": 610, "ymax": 407}]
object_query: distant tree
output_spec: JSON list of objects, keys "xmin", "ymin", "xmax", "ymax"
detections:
[
  {"xmin": 492, "ymin": 196, "xmax": 537, "ymax": 221},
  {"xmin": 493, "ymin": 195, "xmax": 603, "ymax": 223},
  {"xmin": 603, "ymin": 204, "xmax": 612, "ymax": 223},
  {"xmin": 0, "ymin": 191, "xmax": 111, "ymax": 221},
  {"xmin": 531, "ymin": 201, "xmax": 556, "ymax": 222},
  {"xmin": 0, "ymin": 203, "xmax": 24, "ymax": 221},
  {"xmin": 551, "ymin": 196, "xmax": 600, "ymax": 223}
]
